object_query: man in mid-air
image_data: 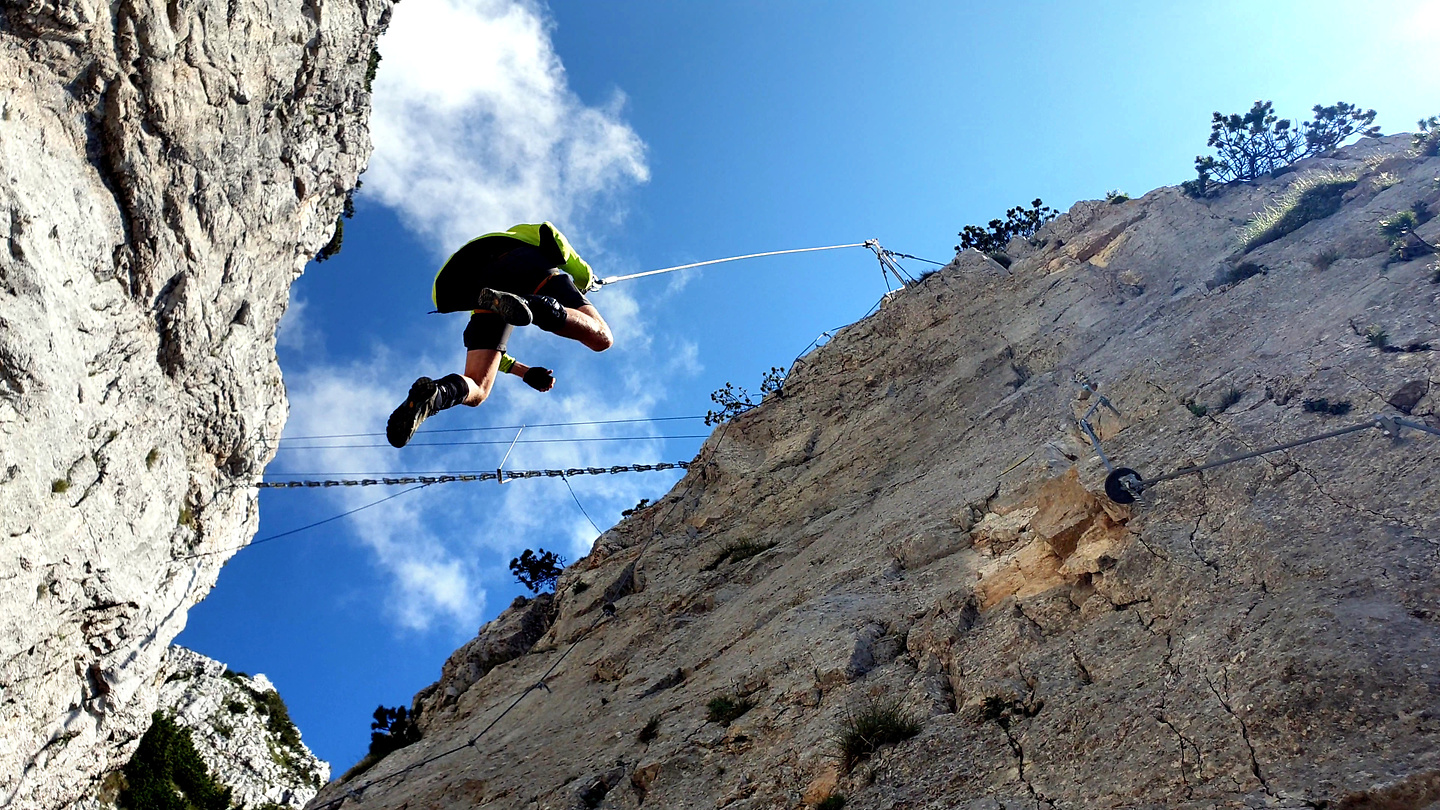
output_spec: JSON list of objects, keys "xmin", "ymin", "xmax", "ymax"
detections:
[{"xmin": 386, "ymin": 222, "xmax": 614, "ymax": 449}]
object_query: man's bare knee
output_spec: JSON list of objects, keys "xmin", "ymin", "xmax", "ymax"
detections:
[
  {"xmin": 461, "ymin": 375, "xmax": 491, "ymax": 406},
  {"xmin": 588, "ymin": 328, "xmax": 614, "ymax": 352}
]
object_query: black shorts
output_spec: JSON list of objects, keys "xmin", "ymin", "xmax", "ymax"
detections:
[{"xmin": 441, "ymin": 243, "xmax": 591, "ymax": 352}]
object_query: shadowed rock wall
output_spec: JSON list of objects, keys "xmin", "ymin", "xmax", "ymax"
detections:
[{"xmin": 0, "ymin": 0, "xmax": 388, "ymax": 805}]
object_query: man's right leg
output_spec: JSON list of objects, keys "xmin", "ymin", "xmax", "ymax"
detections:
[
  {"xmin": 524, "ymin": 273, "xmax": 613, "ymax": 352},
  {"xmin": 549, "ymin": 304, "xmax": 613, "ymax": 352}
]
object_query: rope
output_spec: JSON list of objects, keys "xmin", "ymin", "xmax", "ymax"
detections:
[
  {"xmin": 256, "ymin": 461, "xmax": 692, "ymax": 489},
  {"xmin": 1144, "ymin": 414, "xmax": 1440, "ymax": 485},
  {"xmin": 595, "ymin": 242, "xmax": 867, "ymax": 286},
  {"xmin": 882, "ymin": 250, "xmax": 946, "ymax": 266},
  {"xmin": 182, "ymin": 484, "xmax": 431, "ymax": 560},
  {"xmin": 1144, "ymin": 421, "xmax": 1377, "ymax": 485},
  {"xmin": 561, "ymin": 475, "xmax": 603, "ymax": 535},
  {"xmin": 311, "ymin": 425, "xmax": 736, "ymax": 810}
]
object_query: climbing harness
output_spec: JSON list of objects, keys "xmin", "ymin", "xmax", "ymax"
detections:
[
  {"xmin": 1073, "ymin": 374, "xmax": 1440, "ymax": 504},
  {"xmin": 592, "ymin": 240, "xmax": 938, "ymax": 292},
  {"xmin": 255, "ymin": 461, "xmax": 692, "ymax": 489}
]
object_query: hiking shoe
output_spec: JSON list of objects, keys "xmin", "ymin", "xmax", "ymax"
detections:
[
  {"xmin": 525, "ymin": 294, "xmax": 568, "ymax": 332},
  {"xmin": 386, "ymin": 377, "xmax": 441, "ymax": 448},
  {"xmin": 477, "ymin": 288, "xmax": 533, "ymax": 326}
]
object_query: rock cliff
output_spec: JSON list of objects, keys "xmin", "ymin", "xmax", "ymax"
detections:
[
  {"xmin": 0, "ymin": 0, "xmax": 388, "ymax": 805},
  {"xmin": 313, "ymin": 135, "xmax": 1439, "ymax": 810},
  {"xmin": 79, "ymin": 646, "xmax": 329, "ymax": 809}
]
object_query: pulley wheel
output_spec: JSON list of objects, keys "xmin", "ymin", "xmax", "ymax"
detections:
[{"xmin": 1104, "ymin": 467, "xmax": 1144, "ymax": 504}]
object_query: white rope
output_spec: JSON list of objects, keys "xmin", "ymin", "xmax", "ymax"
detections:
[{"xmin": 596, "ymin": 242, "xmax": 869, "ymax": 286}]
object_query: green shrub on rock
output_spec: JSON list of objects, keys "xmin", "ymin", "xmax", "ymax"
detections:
[
  {"xmin": 835, "ymin": 698, "xmax": 921, "ymax": 771},
  {"xmin": 509, "ymin": 548, "xmax": 566, "ymax": 593},
  {"xmin": 1414, "ymin": 115, "xmax": 1440, "ymax": 157},
  {"xmin": 1183, "ymin": 101, "xmax": 1379, "ymax": 196},
  {"xmin": 955, "ymin": 198, "xmax": 1058, "ymax": 257},
  {"xmin": 706, "ymin": 694, "xmax": 755, "ymax": 725},
  {"xmin": 1238, "ymin": 170, "xmax": 1359, "ymax": 252},
  {"xmin": 119, "ymin": 712, "xmax": 231, "ymax": 810}
]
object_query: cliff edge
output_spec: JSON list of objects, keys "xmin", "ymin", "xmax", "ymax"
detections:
[
  {"xmin": 0, "ymin": 0, "xmax": 388, "ymax": 805},
  {"xmin": 315, "ymin": 135, "xmax": 1439, "ymax": 809}
]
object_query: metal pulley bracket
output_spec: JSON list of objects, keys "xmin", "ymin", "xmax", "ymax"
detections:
[{"xmin": 1104, "ymin": 467, "xmax": 1145, "ymax": 504}]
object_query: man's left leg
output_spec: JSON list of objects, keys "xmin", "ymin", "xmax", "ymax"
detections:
[
  {"xmin": 385, "ymin": 315, "xmax": 513, "ymax": 448},
  {"xmin": 459, "ymin": 349, "xmax": 504, "ymax": 405}
]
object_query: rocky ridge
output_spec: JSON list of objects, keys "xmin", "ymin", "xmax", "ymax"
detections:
[
  {"xmin": 0, "ymin": 0, "xmax": 389, "ymax": 806},
  {"xmin": 83, "ymin": 646, "xmax": 329, "ymax": 809},
  {"xmin": 314, "ymin": 135, "xmax": 1439, "ymax": 809}
]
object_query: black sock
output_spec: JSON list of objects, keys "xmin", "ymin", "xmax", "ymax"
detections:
[
  {"xmin": 434, "ymin": 374, "xmax": 470, "ymax": 409},
  {"xmin": 525, "ymin": 295, "xmax": 568, "ymax": 332}
]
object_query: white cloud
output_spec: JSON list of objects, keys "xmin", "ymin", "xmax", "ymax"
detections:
[
  {"xmin": 367, "ymin": 0, "xmax": 649, "ymax": 252},
  {"xmin": 277, "ymin": 359, "xmax": 488, "ymax": 634},
  {"xmin": 268, "ymin": 0, "xmax": 688, "ymax": 632},
  {"xmin": 273, "ymin": 301, "xmax": 700, "ymax": 631},
  {"xmin": 276, "ymin": 296, "xmax": 319, "ymax": 353}
]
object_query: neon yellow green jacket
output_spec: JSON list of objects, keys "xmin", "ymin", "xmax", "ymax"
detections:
[{"xmin": 432, "ymin": 222, "xmax": 596, "ymax": 310}]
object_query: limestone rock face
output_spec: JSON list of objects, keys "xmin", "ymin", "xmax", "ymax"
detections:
[
  {"xmin": 313, "ymin": 136, "xmax": 1440, "ymax": 809},
  {"xmin": 81, "ymin": 647, "xmax": 329, "ymax": 810},
  {"xmin": 413, "ymin": 593, "xmax": 558, "ymax": 735},
  {"xmin": 0, "ymin": 0, "xmax": 388, "ymax": 805}
]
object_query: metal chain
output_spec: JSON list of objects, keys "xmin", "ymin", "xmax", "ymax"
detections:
[
  {"xmin": 256, "ymin": 461, "xmax": 691, "ymax": 489},
  {"xmin": 307, "ymin": 425, "xmax": 735, "ymax": 810}
]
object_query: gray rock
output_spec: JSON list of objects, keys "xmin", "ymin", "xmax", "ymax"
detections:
[
  {"xmin": 311, "ymin": 137, "xmax": 1440, "ymax": 810},
  {"xmin": 0, "ymin": 0, "xmax": 388, "ymax": 805},
  {"xmin": 77, "ymin": 647, "xmax": 329, "ymax": 810}
]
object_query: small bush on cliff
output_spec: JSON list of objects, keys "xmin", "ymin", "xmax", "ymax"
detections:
[
  {"xmin": 1414, "ymin": 115, "xmax": 1440, "ymax": 157},
  {"xmin": 370, "ymin": 705, "xmax": 421, "ymax": 753},
  {"xmin": 705, "ymin": 366, "xmax": 787, "ymax": 425},
  {"xmin": 954, "ymin": 198, "xmax": 1058, "ymax": 258},
  {"xmin": 703, "ymin": 538, "xmax": 775, "ymax": 571},
  {"xmin": 706, "ymin": 694, "xmax": 756, "ymax": 726},
  {"xmin": 1302, "ymin": 398, "xmax": 1352, "ymax": 416},
  {"xmin": 119, "ymin": 712, "xmax": 232, "ymax": 810},
  {"xmin": 342, "ymin": 705, "xmax": 422, "ymax": 781},
  {"xmin": 1183, "ymin": 101, "xmax": 1379, "ymax": 196},
  {"xmin": 510, "ymin": 548, "xmax": 566, "ymax": 593},
  {"xmin": 1214, "ymin": 387, "xmax": 1244, "ymax": 414},
  {"xmin": 1218, "ymin": 261, "xmax": 1266, "ymax": 286},
  {"xmin": 1238, "ymin": 170, "xmax": 1360, "ymax": 252},
  {"xmin": 315, "ymin": 217, "xmax": 344, "ymax": 262},
  {"xmin": 365, "ymin": 48, "xmax": 382, "ymax": 93},
  {"xmin": 252, "ymin": 688, "xmax": 303, "ymax": 750},
  {"xmin": 1380, "ymin": 204, "xmax": 1438, "ymax": 262},
  {"xmin": 315, "ymin": 182, "xmax": 362, "ymax": 263},
  {"xmin": 835, "ymin": 698, "xmax": 921, "ymax": 771}
]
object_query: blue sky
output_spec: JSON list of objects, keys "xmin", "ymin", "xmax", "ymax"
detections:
[{"xmin": 177, "ymin": 0, "xmax": 1440, "ymax": 772}]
